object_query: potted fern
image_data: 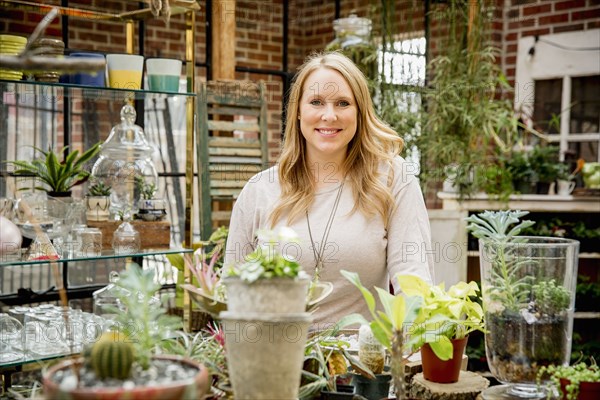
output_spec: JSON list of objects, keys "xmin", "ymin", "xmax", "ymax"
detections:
[
  {"xmin": 6, "ymin": 143, "xmax": 101, "ymax": 198},
  {"xmin": 42, "ymin": 263, "xmax": 211, "ymax": 399},
  {"xmin": 85, "ymin": 180, "xmax": 111, "ymax": 221}
]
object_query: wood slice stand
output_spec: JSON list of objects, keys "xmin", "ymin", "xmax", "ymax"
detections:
[
  {"xmin": 409, "ymin": 371, "xmax": 489, "ymax": 400},
  {"xmin": 87, "ymin": 220, "xmax": 171, "ymax": 250}
]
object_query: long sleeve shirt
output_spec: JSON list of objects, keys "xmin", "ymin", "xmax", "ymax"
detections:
[{"xmin": 224, "ymin": 156, "xmax": 435, "ymax": 328}]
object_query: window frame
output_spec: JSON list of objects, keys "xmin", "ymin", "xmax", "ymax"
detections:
[{"xmin": 515, "ymin": 29, "xmax": 600, "ymax": 162}]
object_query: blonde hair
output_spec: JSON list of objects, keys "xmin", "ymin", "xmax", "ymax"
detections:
[{"xmin": 270, "ymin": 51, "xmax": 404, "ymax": 226}]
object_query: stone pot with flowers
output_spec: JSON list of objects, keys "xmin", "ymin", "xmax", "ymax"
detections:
[
  {"xmin": 85, "ymin": 180, "xmax": 111, "ymax": 222},
  {"xmin": 42, "ymin": 263, "xmax": 210, "ymax": 400},
  {"xmin": 134, "ymin": 176, "xmax": 166, "ymax": 221}
]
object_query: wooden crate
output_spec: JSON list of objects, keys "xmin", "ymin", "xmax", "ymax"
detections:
[{"xmin": 87, "ymin": 220, "xmax": 171, "ymax": 250}]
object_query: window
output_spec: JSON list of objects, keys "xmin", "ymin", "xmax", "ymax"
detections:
[{"xmin": 515, "ymin": 29, "xmax": 600, "ymax": 162}]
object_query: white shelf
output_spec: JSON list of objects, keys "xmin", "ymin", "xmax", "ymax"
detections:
[
  {"xmin": 574, "ymin": 312, "xmax": 600, "ymax": 319},
  {"xmin": 438, "ymin": 192, "xmax": 600, "ymax": 212}
]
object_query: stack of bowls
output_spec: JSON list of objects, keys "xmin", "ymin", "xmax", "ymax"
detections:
[
  {"xmin": 29, "ymin": 38, "xmax": 65, "ymax": 82},
  {"xmin": 0, "ymin": 34, "xmax": 27, "ymax": 80}
]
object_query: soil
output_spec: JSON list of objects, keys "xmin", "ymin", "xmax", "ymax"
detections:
[{"xmin": 485, "ymin": 312, "xmax": 569, "ymax": 384}]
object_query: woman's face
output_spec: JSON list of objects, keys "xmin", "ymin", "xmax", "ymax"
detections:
[{"xmin": 298, "ymin": 67, "xmax": 358, "ymax": 166}]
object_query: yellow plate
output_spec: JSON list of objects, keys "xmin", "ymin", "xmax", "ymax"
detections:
[{"xmin": 0, "ymin": 34, "xmax": 28, "ymax": 44}]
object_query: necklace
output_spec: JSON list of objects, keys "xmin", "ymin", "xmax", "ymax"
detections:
[{"xmin": 306, "ymin": 182, "xmax": 344, "ymax": 281}]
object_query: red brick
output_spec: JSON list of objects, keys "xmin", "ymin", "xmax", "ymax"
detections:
[
  {"xmin": 509, "ymin": 18, "xmax": 535, "ymax": 29},
  {"xmin": 539, "ymin": 13, "xmax": 570, "ymax": 25},
  {"xmin": 506, "ymin": 43, "xmax": 518, "ymax": 53},
  {"xmin": 572, "ymin": 8, "xmax": 600, "ymax": 20},
  {"xmin": 521, "ymin": 28, "xmax": 551, "ymax": 36},
  {"xmin": 505, "ymin": 55, "xmax": 517, "ymax": 65},
  {"xmin": 554, "ymin": 0, "xmax": 586, "ymax": 11},
  {"xmin": 523, "ymin": 4, "xmax": 552, "ymax": 16},
  {"xmin": 553, "ymin": 23, "xmax": 585, "ymax": 32},
  {"xmin": 587, "ymin": 20, "xmax": 600, "ymax": 28}
]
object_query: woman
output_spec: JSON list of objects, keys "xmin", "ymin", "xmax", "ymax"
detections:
[{"xmin": 224, "ymin": 51, "xmax": 434, "ymax": 328}]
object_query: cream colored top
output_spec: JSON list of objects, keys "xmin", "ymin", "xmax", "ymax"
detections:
[{"xmin": 224, "ymin": 156, "xmax": 435, "ymax": 328}]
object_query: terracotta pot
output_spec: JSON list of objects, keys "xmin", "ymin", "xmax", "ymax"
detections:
[
  {"xmin": 42, "ymin": 355, "xmax": 210, "ymax": 400},
  {"xmin": 420, "ymin": 336, "xmax": 468, "ymax": 383},
  {"xmin": 559, "ymin": 378, "xmax": 600, "ymax": 400}
]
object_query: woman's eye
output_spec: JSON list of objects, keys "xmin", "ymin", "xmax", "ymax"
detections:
[
  {"xmin": 338, "ymin": 100, "xmax": 350, "ymax": 107},
  {"xmin": 310, "ymin": 99, "xmax": 322, "ymax": 106}
]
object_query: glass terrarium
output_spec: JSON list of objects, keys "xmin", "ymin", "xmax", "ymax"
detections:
[
  {"xmin": 326, "ymin": 14, "xmax": 377, "ymax": 79},
  {"xmin": 478, "ymin": 236, "xmax": 579, "ymax": 399},
  {"xmin": 91, "ymin": 104, "xmax": 158, "ymax": 221}
]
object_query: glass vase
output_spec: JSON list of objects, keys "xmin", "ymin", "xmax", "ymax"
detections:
[{"xmin": 478, "ymin": 236, "xmax": 579, "ymax": 399}]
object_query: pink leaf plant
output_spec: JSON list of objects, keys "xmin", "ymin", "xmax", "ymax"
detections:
[{"xmin": 183, "ymin": 246, "xmax": 226, "ymax": 302}]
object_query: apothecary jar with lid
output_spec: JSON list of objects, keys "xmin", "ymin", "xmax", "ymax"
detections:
[{"xmin": 91, "ymin": 104, "xmax": 158, "ymax": 220}]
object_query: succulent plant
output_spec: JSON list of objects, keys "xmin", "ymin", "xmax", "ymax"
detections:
[
  {"xmin": 90, "ymin": 331, "xmax": 134, "ymax": 379},
  {"xmin": 88, "ymin": 181, "xmax": 112, "ymax": 196}
]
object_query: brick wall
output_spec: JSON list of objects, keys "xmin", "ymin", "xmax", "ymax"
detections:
[
  {"xmin": 501, "ymin": 0, "xmax": 600, "ymax": 90},
  {"xmin": 1, "ymin": 0, "xmax": 598, "ymax": 161}
]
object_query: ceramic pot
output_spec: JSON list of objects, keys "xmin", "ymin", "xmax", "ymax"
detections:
[
  {"xmin": 420, "ymin": 336, "xmax": 468, "ymax": 383},
  {"xmin": 42, "ymin": 355, "xmax": 210, "ymax": 400},
  {"xmin": 560, "ymin": 378, "xmax": 600, "ymax": 400},
  {"xmin": 85, "ymin": 196, "xmax": 111, "ymax": 222}
]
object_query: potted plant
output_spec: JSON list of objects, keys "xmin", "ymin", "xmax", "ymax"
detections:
[
  {"xmin": 396, "ymin": 275, "xmax": 485, "ymax": 383},
  {"xmin": 339, "ymin": 270, "xmax": 424, "ymax": 400},
  {"xmin": 467, "ymin": 210, "xmax": 579, "ymax": 397},
  {"xmin": 537, "ymin": 360, "xmax": 600, "ymax": 400},
  {"xmin": 300, "ymin": 326, "xmax": 375, "ymax": 400},
  {"xmin": 530, "ymin": 145, "xmax": 561, "ymax": 194},
  {"xmin": 219, "ymin": 226, "xmax": 314, "ymax": 400},
  {"xmin": 134, "ymin": 176, "xmax": 166, "ymax": 221},
  {"xmin": 42, "ymin": 263, "xmax": 211, "ymax": 399},
  {"xmin": 5, "ymin": 142, "xmax": 101, "ymax": 198},
  {"xmin": 351, "ymin": 324, "xmax": 392, "ymax": 399},
  {"xmin": 506, "ymin": 150, "xmax": 537, "ymax": 194},
  {"xmin": 85, "ymin": 179, "xmax": 112, "ymax": 221}
]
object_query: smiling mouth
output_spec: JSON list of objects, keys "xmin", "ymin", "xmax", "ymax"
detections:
[{"xmin": 316, "ymin": 128, "xmax": 341, "ymax": 136}]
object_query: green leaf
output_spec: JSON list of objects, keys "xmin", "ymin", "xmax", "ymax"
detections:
[
  {"xmin": 340, "ymin": 270, "xmax": 377, "ymax": 317},
  {"xmin": 428, "ymin": 336, "xmax": 453, "ymax": 361}
]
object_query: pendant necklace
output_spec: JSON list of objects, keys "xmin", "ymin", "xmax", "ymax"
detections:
[{"xmin": 306, "ymin": 182, "xmax": 344, "ymax": 282}]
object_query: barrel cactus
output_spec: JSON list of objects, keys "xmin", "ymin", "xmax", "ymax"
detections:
[
  {"xmin": 90, "ymin": 331, "xmax": 134, "ymax": 379},
  {"xmin": 358, "ymin": 324, "xmax": 385, "ymax": 374}
]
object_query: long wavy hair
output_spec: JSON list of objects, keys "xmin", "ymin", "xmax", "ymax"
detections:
[{"xmin": 269, "ymin": 51, "xmax": 404, "ymax": 227}]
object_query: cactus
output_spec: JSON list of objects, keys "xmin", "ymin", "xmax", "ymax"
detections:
[
  {"xmin": 358, "ymin": 324, "xmax": 385, "ymax": 374},
  {"xmin": 90, "ymin": 331, "xmax": 134, "ymax": 379}
]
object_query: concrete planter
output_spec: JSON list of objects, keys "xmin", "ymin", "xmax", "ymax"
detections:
[
  {"xmin": 223, "ymin": 277, "xmax": 310, "ymax": 314},
  {"xmin": 221, "ymin": 311, "xmax": 312, "ymax": 399}
]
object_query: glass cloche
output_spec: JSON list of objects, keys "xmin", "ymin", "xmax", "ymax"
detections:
[{"xmin": 91, "ymin": 104, "xmax": 158, "ymax": 220}]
